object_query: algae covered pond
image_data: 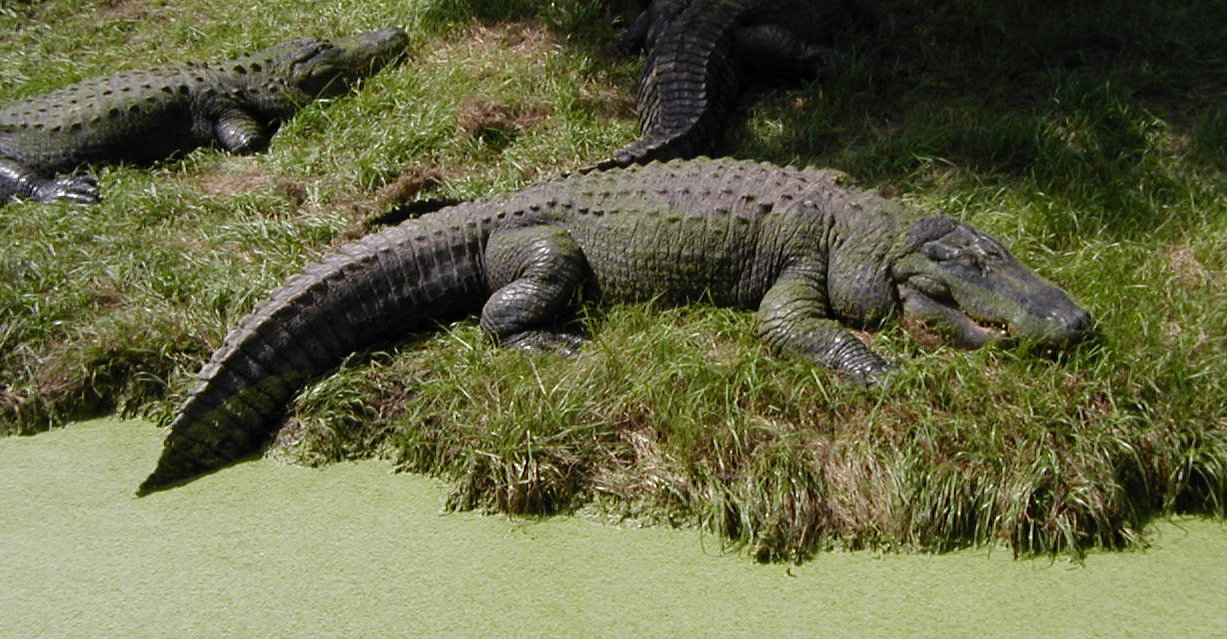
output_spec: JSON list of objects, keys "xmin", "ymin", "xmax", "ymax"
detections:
[{"xmin": 2, "ymin": 417, "xmax": 1224, "ymax": 637}]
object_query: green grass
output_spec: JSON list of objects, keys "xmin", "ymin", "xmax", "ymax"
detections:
[{"xmin": 3, "ymin": 0, "xmax": 1226, "ymax": 561}]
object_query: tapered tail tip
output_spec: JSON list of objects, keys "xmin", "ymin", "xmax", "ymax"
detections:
[
  {"xmin": 136, "ymin": 463, "xmax": 186, "ymax": 496},
  {"xmin": 134, "ymin": 481, "xmax": 162, "ymax": 497},
  {"xmin": 135, "ymin": 443, "xmax": 219, "ymax": 496}
]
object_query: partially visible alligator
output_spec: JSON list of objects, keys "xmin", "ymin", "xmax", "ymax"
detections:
[
  {"xmin": 598, "ymin": 0, "xmax": 883, "ymax": 168},
  {"xmin": 0, "ymin": 28, "xmax": 408, "ymax": 204},
  {"xmin": 138, "ymin": 157, "xmax": 1091, "ymax": 493}
]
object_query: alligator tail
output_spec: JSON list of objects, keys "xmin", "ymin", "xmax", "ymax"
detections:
[
  {"xmin": 607, "ymin": 4, "xmax": 743, "ymax": 167},
  {"xmin": 138, "ymin": 216, "xmax": 488, "ymax": 494}
]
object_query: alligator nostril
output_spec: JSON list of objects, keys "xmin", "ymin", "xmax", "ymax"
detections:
[{"xmin": 1068, "ymin": 308, "xmax": 1092, "ymax": 333}]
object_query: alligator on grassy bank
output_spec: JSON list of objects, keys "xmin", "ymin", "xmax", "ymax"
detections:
[
  {"xmin": 597, "ymin": 0, "xmax": 885, "ymax": 168},
  {"xmin": 137, "ymin": 157, "xmax": 1091, "ymax": 494},
  {"xmin": 0, "ymin": 28, "xmax": 408, "ymax": 204}
]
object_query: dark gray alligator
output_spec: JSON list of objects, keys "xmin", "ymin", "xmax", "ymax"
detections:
[
  {"xmin": 138, "ymin": 157, "xmax": 1091, "ymax": 493},
  {"xmin": 0, "ymin": 28, "xmax": 408, "ymax": 204},
  {"xmin": 599, "ymin": 0, "xmax": 882, "ymax": 168}
]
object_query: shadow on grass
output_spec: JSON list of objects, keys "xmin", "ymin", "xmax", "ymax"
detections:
[
  {"xmin": 428, "ymin": 0, "xmax": 1227, "ymax": 238},
  {"xmin": 736, "ymin": 0, "xmax": 1227, "ymax": 238}
]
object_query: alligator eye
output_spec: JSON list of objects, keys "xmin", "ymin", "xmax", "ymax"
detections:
[
  {"xmin": 954, "ymin": 253, "xmax": 981, "ymax": 269},
  {"xmin": 923, "ymin": 243, "xmax": 958, "ymax": 261},
  {"xmin": 908, "ymin": 274, "xmax": 951, "ymax": 299}
]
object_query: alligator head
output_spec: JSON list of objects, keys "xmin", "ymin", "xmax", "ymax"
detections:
[
  {"xmin": 289, "ymin": 27, "xmax": 408, "ymax": 98},
  {"xmin": 890, "ymin": 216, "xmax": 1092, "ymax": 348},
  {"xmin": 242, "ymin": 27, "xmax": 409, "ymax": 106}
]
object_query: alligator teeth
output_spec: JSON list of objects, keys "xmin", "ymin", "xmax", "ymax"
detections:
[{"xmin": 966, "ymin": 314, "xmax": 1009, "ymax": 338}]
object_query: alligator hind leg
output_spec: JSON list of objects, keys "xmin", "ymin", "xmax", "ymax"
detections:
[
  {"xmin": 480, "ymin": 224, "xmax": 590, "ymax": 356},
  {"xmin": 214, "ymin": 108, "xmax": 271, "ymax": 154},
  {"xmin": 0, "ymin": 159, "xmax": 100, "ymax": 204},
  {"xmin": 733, "ymin": 24, "xmax": 848, "ymax": 83}
]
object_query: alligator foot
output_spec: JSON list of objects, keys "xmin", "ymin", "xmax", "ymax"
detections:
[
  {"xmin": 499, "ymin": 330, "xmax": 587, "ymax": 357},
  {"xmin": 34, "ymin": 173, "xmax": 101, "ymax": 203},
  {"xmin": 2, "ymin": 160, "xmax": 100, "ymax": 204},
  {"xmin": 853, "ymin": 359, "xmax": 900, "ymax": 388}
]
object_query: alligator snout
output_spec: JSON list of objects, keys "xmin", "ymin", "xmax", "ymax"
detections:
[
  {"xmin": 1065, "ymin": 307, "xmax": 1093, "ymax": 333},
  {"xmin": 1045, "ymin": 305, "xmax": 1093, "ymax": 343}
]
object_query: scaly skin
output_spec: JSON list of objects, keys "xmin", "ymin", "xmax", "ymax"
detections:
[
  {"xmin": 138, "ymin": 157, "xmax": 1091, "ymax": 494},
  {"xmin": 599, "ymin": 0, "xmax": 883, "ymax": 168},
  {"xmin": 0, "ymin": 28, "xmax": 408, "ymax": 204}
]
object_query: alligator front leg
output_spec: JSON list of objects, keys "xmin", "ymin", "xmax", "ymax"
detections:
[
  {"xmin": 619, "ymin": 0, "xmax": 683, "ymax": 52},
  {"xmin": 214, "ymin": 108, "xmax": 271, "ymax": 154},
  {"xmin": 757, "ymin": 269, "xmax": 897, "ymax": 385},
  {"xmin": 480, "ymin": 224, "xmax": 590, "ymax": 355},
  {"xmin": 733, "ymin": 24, "xmax": 847, "ymax": 82},
  {"xmin": 0, "ymin": 158, "xmax": 100, "ymax": 204}
]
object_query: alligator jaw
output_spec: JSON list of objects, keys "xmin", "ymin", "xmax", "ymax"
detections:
[
  {"xmin": 328, "ymin": 27, "xmax": 410, "ymax": 73},
  {"xmin": 891, "ymin": 219, "xmax": 1093, "ymax": 349},
  {"xmin": 898, "ymin": 284, "xmax": 1007, "ymax": 349},
  {"xmin": 288, "ymin": 27, "xmax": 409, "ymax": 98}
]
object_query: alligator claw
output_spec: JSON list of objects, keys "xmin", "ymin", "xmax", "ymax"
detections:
[
  {"xmin": 35, "ymin": 174, "xmax": 102, "ymax": 203},
  {"xmin": 834, "ymin": 355, "xmax": 902, "ymax": 388},
  {"xmin": 500, "ymin": 330, "xmax": 587, "ymax": 357},
  {"xmin": 860, "ymin": 360, "xmax": 901, "ymax": 389}
]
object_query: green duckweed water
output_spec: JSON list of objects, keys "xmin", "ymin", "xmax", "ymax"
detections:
[{"xmin": 2, "ymin": 417, "xmax": 1224, "ymax": 638}]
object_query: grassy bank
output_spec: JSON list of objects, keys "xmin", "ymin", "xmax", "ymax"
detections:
[{"xmin": 2, "ymin": 0, "xmax": 1226, "ymax": 560}]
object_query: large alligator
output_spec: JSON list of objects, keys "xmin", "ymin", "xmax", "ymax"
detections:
[
  {"xmin": 597, "ymin": 0, "xmax": 883, "ymax": 169},
  {"xmin": 0, "ymin": 28, "xmax": 407, "ymax": 204},
  {"xmin": 138, "ymin": 157, "xmax": 1091, "ymax": 493}
]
